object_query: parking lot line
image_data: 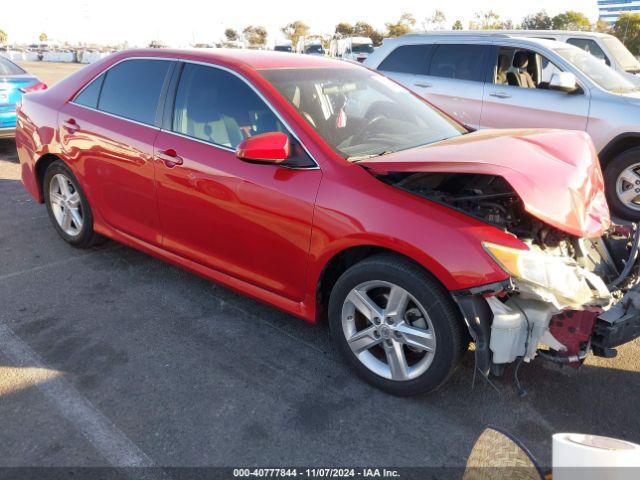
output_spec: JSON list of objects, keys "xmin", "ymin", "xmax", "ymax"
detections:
[{"xmin": 0, "ymin": 321, "xmax": 155, "ymax": 468}]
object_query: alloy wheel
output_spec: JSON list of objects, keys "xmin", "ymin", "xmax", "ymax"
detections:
[
  {"xmin": 616, "ymin": 162, "xmax": 640, "ymax": 212},
  {"xmin": 49, "ymin": 173, "xmax": 83, "ymax": 236},
  {"xmin": 341, "ymin": 280, "xmax": 436, "ymax": 381}
]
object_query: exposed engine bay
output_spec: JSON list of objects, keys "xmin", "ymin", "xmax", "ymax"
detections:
[{"xmin": 382, "ymin": 171, "xmax": 640, "ymax": 372}]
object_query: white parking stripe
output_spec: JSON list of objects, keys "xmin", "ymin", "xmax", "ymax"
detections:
[{"xmin": 0, "ymin": 322, "xmax": 155, "ymax": 468}]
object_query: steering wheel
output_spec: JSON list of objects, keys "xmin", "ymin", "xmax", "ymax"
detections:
[{"xmin": 350, "ymin": 114, "xmax": 387, "ymax": 146}]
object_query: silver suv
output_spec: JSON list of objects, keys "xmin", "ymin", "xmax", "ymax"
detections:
[{"xmin": 364, "ymin": 32, "xmax": 640, "ymax": 220}]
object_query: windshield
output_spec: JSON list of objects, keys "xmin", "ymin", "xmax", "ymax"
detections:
[
  {"xmin": 306, "ymin": 44, "xmax": 324, "ymax": 54},
  {"xmin": 0, "ymin": 57, "xmax": 26, "ymax": 76},
  {"xmin": 274, "ymin": 45, "xmax": 292, "ymax": 52},
  {"xmin": 352, "ymin": 43, "xmax": 374, "ymax": 54},
  {"xmin": 260, "ymin": 67, "xmax": 466, "ymax": 160},
  {"xmin": 555, "ymin": 47, "xmax": 637, "ymax": 93},
  {"xmin": 603, "ymin": 37, "xmax": 640, "ymax": 72}
]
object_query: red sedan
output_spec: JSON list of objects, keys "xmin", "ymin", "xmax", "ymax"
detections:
[{"xmin": 15, "ymin": 49, "xmax": 640, "ymax": 395}]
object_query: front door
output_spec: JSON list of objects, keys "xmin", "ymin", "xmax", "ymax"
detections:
[
  {"xmin": 480, "ymin": 46, "xmax": 589, "ymax": 131},
  {"xmin": 153, "ymin": 62, "xmax": 321, "ymax": 301}
]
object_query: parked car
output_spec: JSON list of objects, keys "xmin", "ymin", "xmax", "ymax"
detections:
[
  {"xmin": 0, "ymin": 55, "xmax": 46, "ymax": 138},
  {"xmin": 274, "ymin": 41, "xmax": 293, "ymax": 53},
  {"xmin": 329, "ymin": 36, "xmax": 374, "ymax": 62},
  {"xmin": 500, "ymin": 30, "xmax": 640, "ymax": 86},
  {"xmin": 15, "ymin": 49, "xmax": 640, "ymax": 395},
  {"xmin": 365, "ymin": 32, "xmax": 640, "ymax": 220}
]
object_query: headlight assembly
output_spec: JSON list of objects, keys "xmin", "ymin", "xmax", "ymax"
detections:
[{"xmin": 482, "ymin": 242, "xmax": 610, "ymax": 308}]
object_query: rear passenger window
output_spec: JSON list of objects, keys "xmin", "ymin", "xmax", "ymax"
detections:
[
  {"xmin": 429, "ymin": 44, "xmax": 489, "ymax": 82},
  {"xmin": 378, "ymin": 45, "xmax": 433, "ymax": 75},
  {"xmin": 172, "ymin": 63, "xmax": 285, "ymax": 149},
  {"xmin": 98, "ymin": 59, "xmax": 172, "ymax": 125},
  {"xmin": 74, "ymin": 73, "xmax": 105, "ymax": 109}
]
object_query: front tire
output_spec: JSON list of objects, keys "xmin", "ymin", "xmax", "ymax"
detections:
[
  {"xmin": 604, "ymin": 148, "xmax": 640, "ymax": 221},
  {"xmin": 43, "ymin": 160, "xmax": 102, "ymax": 248},
  {"xmin": 328, "ymin": 254, "xmax": 466, "ymax": 396}
]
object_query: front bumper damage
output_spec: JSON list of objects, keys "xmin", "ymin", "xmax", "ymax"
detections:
[{"xmin": 453, "ymin": 229, "xmax": 640, "ymax": 376}]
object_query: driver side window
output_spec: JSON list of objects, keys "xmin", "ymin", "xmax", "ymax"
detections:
[
  {"xmin": 494, "ymin": 47, "xmax": 565, "ymax": 90},
  {"xmin": 172, "ymin": 63, "xmax": 285, "ymax": 149}
]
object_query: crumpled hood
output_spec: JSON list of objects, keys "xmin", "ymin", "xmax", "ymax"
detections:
[{"xmin": 360, "ymin": 129, "xmax": 611, "ymax": 238}]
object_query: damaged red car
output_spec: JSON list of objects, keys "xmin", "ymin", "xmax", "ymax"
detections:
[{"xmin": 15, "ymin": 49, "xmax": 640, "ymax": 395}]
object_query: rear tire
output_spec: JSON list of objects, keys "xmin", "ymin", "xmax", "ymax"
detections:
[
  {"xmin": 604, "ymin": 148, "xmax": 640, "ymax": 221},
  {"xmin": 43, "ymin": 160, "xmax": 103, "ymax": 248},
  {"xmin": 328, "ymin": 253, "xmax": 466, "ymax": 396}
]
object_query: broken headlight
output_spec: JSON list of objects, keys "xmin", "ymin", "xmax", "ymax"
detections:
[{"xmin": 482, "ymin": 242, "xmax": 610, "ymax": 308}]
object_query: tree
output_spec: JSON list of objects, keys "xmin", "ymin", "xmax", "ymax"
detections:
[
  {"xmin": 335, "ymin": 22, "xmax": 354, "ymax": 36},
  {"xmin": 0, "ymin": 29, "xmax": 7, "ymax": 45},
  {"xmin": 552, "ymin": 11, "xmax": 592, "ymax": 31},
  {"xmin": 385, "ymin": 13, "xmax": 416, "ymax": 37},
  {"xmin": 520, "ymin": 10, "xmax": 552, "ymax": 30},
  {"xmin": 612, "ymin": 13, "xmax": 640, "ymax": 55},
  {"xmin": 469, "ymin": 11, "xmax": 510, "ymax": 30},
  {"xmin": 353, "ymin": 21, "xmax": 384, "ymax": 46},
  {"xmin": 224, "ymin": 28, "xmax": 239, "ymax": 42},
  {"xmin": 281, "ymin": 20, "xmax": 310, "ymax": 49},
  {"xmin": 243, "ymin": 25, "xmax": 268, "ymax": 48},
  {"xmin": 595, "ymin": 20, "xmax": 612, "ymax": 33},
  {"xmin": 39, "ymin": 32, "xmax": 48, "ymax": 42},
  {"xmin": 452, "ymin": 20, "xmax": 464, "ymax": 31},
  {"xmin": 423, "ymin": 10, "xmax": 447, "ymax": 30}
]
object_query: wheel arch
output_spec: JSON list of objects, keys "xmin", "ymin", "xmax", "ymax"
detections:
[
  {"xmin": 599, "ymin": 133, "xmax": 640, "ymax": 169},
  {"xmin": 314, "ymin": 244, "xmax": 453, "ymax": 323},
  {"xmin": 34, "ymin": 153, "xmax": 64, "ymax": 202}
]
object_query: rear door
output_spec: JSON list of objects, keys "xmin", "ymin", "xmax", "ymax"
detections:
[
  {"xmin": 377, "ymin": 43, "xmax": 434, "ymax": 95},
  {"xmin": 152, "ymin": 62, "xmax": 321, "ymax": 301},
  {"xmin": 480, "ymin": 44, "xmax": 589, "ymax": 132},
  {"xmin": 419, "ymin": 43, "xmax": 492, "ymax": 129},
  {"xmin": 58, "ymin": 58, "xmax": 174, "ymax": 245}
]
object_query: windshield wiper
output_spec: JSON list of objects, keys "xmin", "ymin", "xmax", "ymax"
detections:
[{"xmin": 347, "ymin": 151, "xmax": 393, "ymax": 162}]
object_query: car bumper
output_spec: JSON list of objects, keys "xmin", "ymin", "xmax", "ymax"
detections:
[
  {"xmin": 592, "ymin": 284, "xmax": 640, "ymax": 353},
  {"xmin": 0, "ymin": 126, "xmax": 16, "ymax": 138},
  {"xmin": 0, "ymin": 109, "xmax": 17, "ymax": 137}
]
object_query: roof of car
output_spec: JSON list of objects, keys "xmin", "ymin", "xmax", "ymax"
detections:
[
  {"xmin": 403, "ymin": 30, "xmax": 614, "ymax": 39},
  {"xmin": 380, "ymin": 33, "xmax": 575, "ymax": 51},
  {"xmin": 119, "ymin": 48, "xmax": 355, "ymax": 70}
]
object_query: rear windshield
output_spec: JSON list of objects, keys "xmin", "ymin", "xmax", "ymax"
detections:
[
  {"xmin": 0, "ymin": 56, "xmax": 26, "ymax": 76},
  {"xmin": 352, "ymin": 44, "xmax": 374, "ymax": 54},
  {"xmin": 306, "ymin": 45, "xmax": 325, "ymax": 54}
]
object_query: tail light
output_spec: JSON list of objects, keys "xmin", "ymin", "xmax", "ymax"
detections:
[{"xmin": 19, "ymin": 82, "xmax": 47, "ymax": 94}]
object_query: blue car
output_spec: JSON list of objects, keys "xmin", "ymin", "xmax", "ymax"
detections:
[{"xmin": 0, "ymin": 56, "xmax": 46, "ymax": 138}]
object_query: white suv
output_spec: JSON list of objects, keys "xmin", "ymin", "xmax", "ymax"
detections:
[{"xmin": 364, "ymin": 32, "xmax": 640, "ymax": 220}]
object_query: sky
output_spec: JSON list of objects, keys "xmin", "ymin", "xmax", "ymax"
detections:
[{"xmin": 4, "ymin": 0, "xmax": 600, "ymax": 47}]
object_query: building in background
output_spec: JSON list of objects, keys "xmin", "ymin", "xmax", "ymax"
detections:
[{"xmin": 599, "ymin": 0, "xmax": 640, "ymax": 24}]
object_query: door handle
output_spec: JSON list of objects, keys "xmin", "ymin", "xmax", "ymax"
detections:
[
  {"xmin": 157, "ymin": 148, "xmax": 184, "ymax": 168},
  {"xmin": 489, "ymin": 92, "xmax": 512, "ymax": 99},
  {"xmin": 414, "ymin": 82, "xmax": 433, "ymax": 88},
  {"xmin": 62, "ymin": 118, "xmax": 80, "ymax": 133}
]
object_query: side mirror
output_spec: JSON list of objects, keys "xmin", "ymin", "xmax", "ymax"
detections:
[
  {"xmin": 463, "ymin": 427, "xmax": 544, "ymax": 480},
  {"xmin": 549, "ymin": 72, "xmax": 579, "ymax": 93},
  {"xmin": 236, "ymin": 132, "xmax": 290, "ymax": 164}
]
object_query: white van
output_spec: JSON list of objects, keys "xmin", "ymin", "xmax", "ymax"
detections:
[
  {"xmin": 499, "ymin": 31, "xmax": 640, "ymax": 85},
  {"xmin": 329, "ymin": 37, "xmax": 374, "ymax": 62}
]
